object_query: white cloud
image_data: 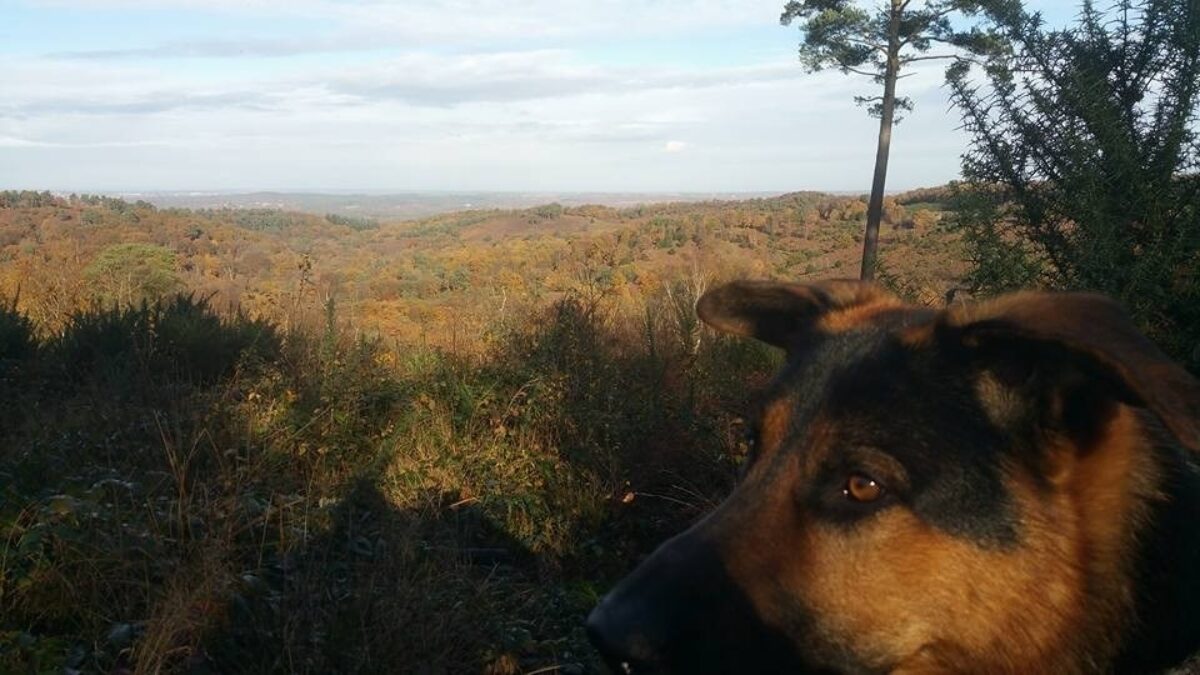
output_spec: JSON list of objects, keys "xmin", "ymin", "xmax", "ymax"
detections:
[
  {"xmin": 3, "ymin": 49, "xmax": 809, "ymax": 118},
  {"xmin": 321, "ymin": 52, "xmax": 803, "ymax": 107},
  {"xmin": 0, "ymin": 136, "xmax": 178, "ymax": 148},
  {"xmin": 0, "ymin": 136, "xmax": 48, "ymax": 148},
  {"xmin": 29, "ymin": 0, "xmax": 786, "ymax": 43},
  {"xmin": 0, "ymin": 58, "xmax": 964, "ymax": 192},
  {"xmin": 3, "ymin": 1, "xmax": 971, "ymax": 191}
]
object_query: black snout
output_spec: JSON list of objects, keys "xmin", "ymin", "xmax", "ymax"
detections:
[
  {"xmin": 586, "ymin": 598, "xmax": 661, "ymax": 673},
  {"xmin": 585, "ymin": 529, "xmax": 805, "ymax": 674},
  {"xmin": 586, "ymin": 532, "xmax": 715, "ymax": 672}
]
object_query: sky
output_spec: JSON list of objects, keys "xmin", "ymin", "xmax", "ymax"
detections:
[{"xmin": 0, "ymin": 0, "xmax": 1074, "ymax": 193}]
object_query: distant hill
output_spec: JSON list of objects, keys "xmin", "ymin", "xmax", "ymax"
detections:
[{"xmin": 116, "ymin": 190, "xmax": 784, "ymax": 221}]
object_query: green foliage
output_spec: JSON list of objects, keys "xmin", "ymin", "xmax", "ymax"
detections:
[
  {"xmin": 47, "ymin": 303, "xmax": 152, "ymax": 385},
  {"xmin": 948, "ymin": 186, "xmax": 1044, "ymax": 294},
  {"xmin": 85, "ymin": 243, "xmax": 181, "ymax": 306},
  {"xmin": 195, "ymin": 208, "xmax": 310, "ymax": 231},
  {"xmin": 894, "ymin": 184, "xmax": 956, "ymax": 206},
  {"xmin": 780, "ymin": 0, "xmax": 998, "ymax": 118},
  {"xmin": 949, "ymin": 0, "xmax": 1200, "ymax": 370},
  {"xmin": 324, "ymin": 212, "xmax": 378, "ymax": 230},
  {"xmin": 0, "ymin": 190, "xmax": 60, "ymax": 209},
  {"xmin": 70, "ymin": 193, "xmax": 143, "ymax": 213},
  {"xmin": 779, "ymin": 0, "xmax": 1001, "ymax": 280},
  {"xmin": 154, "ymin": 295, "xmax": 281, "ymax": 383},
  {"xmin": 530, "ymin": 203, "xmax": 565, "ymax": 221},
  {"xmin": 274, "ymin": 335, "xmax": 404, "ymax": 474}
]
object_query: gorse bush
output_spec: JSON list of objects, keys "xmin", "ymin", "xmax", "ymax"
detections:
[
  {"xmin": 0, "ymin": 297, "xmax": 285, "ymax": 674},
  {"xmin": 45, "ymin": 295, "xmax": 279, "ymax": 394},
  {"xmin": 949, "ymin": 0, "xmax": 1200, "ymax": 371},
  {"xmin": 0, "ymin": 297, "xmax": 36, "ymax": 445},
  {"xmin": 47, "ymin": 302, "xmax": 155, "ymax": 388},
  {"xmin": 0, "ymin": 297, "xmax": 34, "ymax": 365},
  {"xmin": 154, "ymin": 295, "xmax": 280, "ymax": 383}
]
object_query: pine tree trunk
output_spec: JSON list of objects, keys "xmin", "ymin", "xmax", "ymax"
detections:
[{"xmin": 860, "ymin": 1, "xmax": 903, "ymax": 281}]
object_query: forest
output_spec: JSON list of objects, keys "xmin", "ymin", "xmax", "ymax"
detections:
[{"xmin": 0, "ymin": 188, "xmax": 957, "ymax": 346}]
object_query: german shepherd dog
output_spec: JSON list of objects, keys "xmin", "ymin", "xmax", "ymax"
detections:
[{"xmin": 587, "ymin": 280, "xmax": 1200, "ymax": 673}]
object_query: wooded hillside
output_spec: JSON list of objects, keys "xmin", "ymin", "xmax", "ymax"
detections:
[{"xmin": 0, "ymin": 188, "xmax": 961, "ymax": 345}]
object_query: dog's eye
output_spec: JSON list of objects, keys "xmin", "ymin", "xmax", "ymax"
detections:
[{"xmin": 843, "ymin": 473, "xmax": 884, "ymax": 503}]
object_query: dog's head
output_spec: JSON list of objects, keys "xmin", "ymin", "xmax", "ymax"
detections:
[{"xmin": 587, "ymin": 279, "xmax": 1200, "ymax": 673}]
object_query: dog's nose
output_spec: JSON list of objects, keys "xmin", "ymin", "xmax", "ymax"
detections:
[
  {"xmin": 586, "ymin": 597, "xmax": 662, "ymax": 673},
  {"xmin": 585, "ymin": 528, "xmax": 739, "ymax": 673}
]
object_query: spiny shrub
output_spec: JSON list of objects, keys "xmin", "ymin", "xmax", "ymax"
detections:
[
  {"xmin": 0, "ymin": 298, "xmax": 34, "ymax": 366},
  {"xmin": 154, "ymin": 294, "xmax": 279, "ymax": 384},
  {"xmin": 45, "ymin": 296, "xmax": 279, "ymax": 394},
  {"xmin": 47, "ymin": 302, "xmax": 153, "ymax": 388},
  {"xmin": 0, "ymin": 300, "xmax": 35, "ymax": 434}
]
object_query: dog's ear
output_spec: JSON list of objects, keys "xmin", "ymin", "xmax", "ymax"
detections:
[
  {"xmin": 696, "ymin": 279, "xmax": 897, "ymax": 349},
  {"xmin": 943, "ymin": 292, "xmax": 1200, "ymax": 451}
]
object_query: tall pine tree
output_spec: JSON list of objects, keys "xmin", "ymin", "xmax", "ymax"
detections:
[{"xmin": 781, "ymin": 0, "xmax": 1000, "ymax": 279}]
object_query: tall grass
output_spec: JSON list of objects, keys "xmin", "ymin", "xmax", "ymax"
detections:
[{"xmin": 0, "ymin": 289, "xmax": 774, "ymax": 673}]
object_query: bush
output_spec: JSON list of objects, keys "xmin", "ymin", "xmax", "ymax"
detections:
[
  {"xmin": 324, "ymin": 213, "xmax": 379, "ymax": 231},
  {"xmin": 85, "ymin": 243, "xmax": 181, "ymax": 306},
  {"xmin": 46, "ymin": 295, "xmax": 279, "ymax": 395},
  {"xmin": 949, "ymin": 0, "xmax": 1200, "ymax": 371},
  {"xmin": 0, "ymin": 298, "xmax": 34, "ymax": 365},
  {"xmin": 154, "ymin": 295, "xmax": 280, "ymax": 385}
]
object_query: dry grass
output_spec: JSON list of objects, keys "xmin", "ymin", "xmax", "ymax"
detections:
[{"xmin": 0, "ymin": 288, "xmax": 770, "ymax": 674}]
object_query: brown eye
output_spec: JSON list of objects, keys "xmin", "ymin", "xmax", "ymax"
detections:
[{"xmin": 844, "ymin": 473, "xmax": 884, "ymax": 503}]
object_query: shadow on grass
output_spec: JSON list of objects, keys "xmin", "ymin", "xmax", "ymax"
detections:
[
  {"xmin": 0, "ymin": 292, "xmax": 773, "ymax": 674},
  {"xmin": 196, "ymin": 483, "xmax": 581, "ymax": 675}
]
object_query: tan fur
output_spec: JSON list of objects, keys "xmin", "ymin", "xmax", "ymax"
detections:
[
  {"xmin": 817, "ymin": 298, "xmax": 906, "ymax": 334},
  {"xmin": 945, "ymin": 291, "xmax": 1200, "ymax": 451},
  {"xmin": 695, "ymin": 279, "xmax": 895, "ymax": 345},
  {"xmin": 896, "ymin": 322, "xmax": 936, "ymax": 348},
  {"xmin": 973, "ymin": 371, "xmax": 1027, "ymax": 431},
  {"xmin": 805, "ymin": 279, "xmax": 897, "ymax": 310},
  {"xmin": 759, "ymin": 397, "xmax": 794, "ymax": 456}
]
